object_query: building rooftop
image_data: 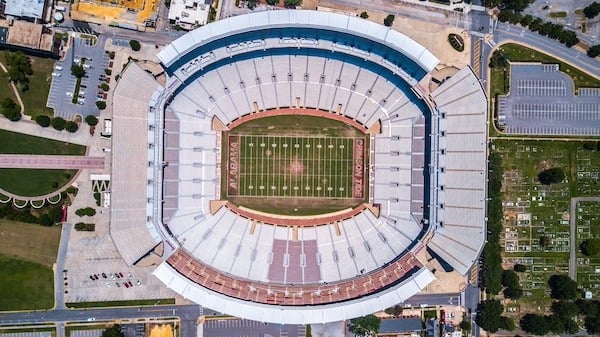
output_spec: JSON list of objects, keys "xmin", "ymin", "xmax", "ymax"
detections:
[
  {"xmin": 4, "ymin": 0, "xmax": 46, "ymax": 19},
  {"xmin": 379, "ymin": 317, "xmax": 423, "ymax": 333}
]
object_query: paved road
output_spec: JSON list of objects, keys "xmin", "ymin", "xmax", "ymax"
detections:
[
  {"xmin": 403, "ymin": 292, "xmax": 461, "ymax": 307},
  {"xmin": 0, "ymin": 155, "xmax": 104, "ymax": 169},
  {"xmin": 481, "ymin": 21, "xmax": 600, "ymax": 88},
  {"xmin": 55, "ymin": 223, "xmax": 72, "ymax": 311},
  {"xmin": 0, "ymin": 305, "xmax": 203, "ymax": 337},
  {"xmin": 569, "ymin": 197, "xmax": 600, "ymax": 280}
]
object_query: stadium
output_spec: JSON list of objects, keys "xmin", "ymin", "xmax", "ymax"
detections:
[{"xmin": 110, "ymin": 10, "xmax": 488, "ymax": 324}]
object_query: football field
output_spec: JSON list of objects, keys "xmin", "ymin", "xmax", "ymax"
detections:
[{"xmin": 226, "ymin": 134, "xmax": 366, "ymax": 199}]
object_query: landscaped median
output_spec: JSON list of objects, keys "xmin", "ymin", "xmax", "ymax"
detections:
[{"xmin": 65, "ymin": 298, "xmax": 176, "ymax": 308}]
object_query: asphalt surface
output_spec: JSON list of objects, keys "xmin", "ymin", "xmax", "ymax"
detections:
[
  {"xmin": 403, "ymin": 292, "xmax": 461, "ymax": 307},
  {"xmin": 497, "ymin": 63, "xmax": 600, "ymax": 136},
  {"xmin": 203, "ymin": 318, "xmax": 305, "ymax": 337},
  {"xmin": 0, "ymin": 305, "xmax": 203, "ymax": 336},
  {"xmin": 55, "ymin": 223, "xmax": 72, "ymax": 310}
]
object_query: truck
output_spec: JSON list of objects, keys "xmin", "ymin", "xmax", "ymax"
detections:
[{"xmin": 55, "ymin": 5, "xmax": 66, "ymax": 12}]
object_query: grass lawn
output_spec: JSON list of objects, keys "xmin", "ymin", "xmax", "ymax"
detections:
[
  {"xmin": 0, "ymin": 52, "xmax": 55, "ymax": 118},
  {"xmin": 66, "ymin": 298, "xmax": 176, "ymax": 308},
  {"xmin": 0, "ymin": 253, "xmax": 54, "ymax": 310},
  {"xmin": 548, "ymin": 11, "xmax": 568, "ymax": 18},
  {"xmin": 0, "ymin": 129, "xmax": 85, "ymax": 196},
  {"xmin": 0, "ymin": 219, "xmax": 62, "ymax": 266}
]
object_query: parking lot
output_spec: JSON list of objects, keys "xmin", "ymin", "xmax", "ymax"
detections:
[
  {"xmin": 47, "ymin": 34, "xmax": 111, "ymax": 120},
  {"xmin": 0, "ymin": 333, "xmax": 52, "ymax": 337},
  {"xmin": 203, "ymin": 318, "xmax": 305, "ymax": 337},
  {"xmin": 497, "ymin": 63, "xmax": 600, "ymax": 136}
]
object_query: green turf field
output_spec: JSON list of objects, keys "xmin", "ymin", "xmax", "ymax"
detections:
[
  {"xmin": 223, "ymin": 115, "xmax": 368, "ymax": 215},
  {"xmin": 229, "ymin": 135, "xmax": 363, "ymax": 199}
]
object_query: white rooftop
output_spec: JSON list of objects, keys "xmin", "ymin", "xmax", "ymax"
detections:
[{"xmin": 4, "ymin": 0, "xmax": 45, "ymax": 19}]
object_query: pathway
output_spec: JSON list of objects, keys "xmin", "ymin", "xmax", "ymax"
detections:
[
  {"xmin": 0, "ymin": 118, "xmax": 92, "ymax": 146},
  {"xmin": 0, "ymin": 154, "xmax": 104, "ymax": 169},
  {"xmin": 569, "ymin": 197, "xmax": 600, "ymax": 280},
  {"xmin": 0, "ymin": 61, "xmax": 25, "ymax": 115}
]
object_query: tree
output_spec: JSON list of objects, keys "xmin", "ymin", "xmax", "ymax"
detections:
[
  {"xmin": 513, "ymin": 263, "xmax": 526, "ymax": 272},
  {"xmin": 503, "ymin": 286, "xmax": 523, "ymax": 299},
  {"xmin": 35, "ymin": 115, "xmax": 51, "ymax": 127},
  {"xmin": 588, "ymin": 45, "xmax": 600, "ymax": 58},
  {"xmin": 580, "ymin": 238, "xmax": 600, "ymax": 256},
  {"xmin": 585, "ymin": 315, "xmax": 600, "ymax": 334},
  {"xmin": 85, "ymin": 115, "xmax": 99, "ymax": 126},
  {"xmin": 545, "ymin": 315, "xmax": 565, "ymax": 333},
  {"xmin": 51, "ymin": 117, "xmax": 66, "ymax": 131},
  {"xmin": 101, "ymin": 324, "xmax": 124, "ymax": 337},
  {"xmin": 538, "ymin": 167, "xmax": 565, "ymax": 185},
  {"xmin": 548, "ymin": 274, "xmax": 578, "ymax": 300},
  {"xmin": 498, "ymin": 10, "xmax": 514, "ymax": 22},
  {"xmin": 247, "ymin": 0, "xmax": 257, "ymax": 9},
  {"xmin": 266, "ymin": 0, "xmax": 278, "ymax": 5},
  {"xmin": 96, "ymin": 101, "xmax": 107, "ymax": 110},
  {"xmin": 71, "ymin": 64, "xmax": 85, "ymax": 78},
  {"xmin": 529, "ymin": 18, "xmax": 543, "ymax": 31},
  {"xmin": 563, "ymin": 318, "xmax": 579, "ymax": 334},
  {"xmin": 583, "ymin": 2, "xmax": 600, "ymax": 19},
  {"xmin": 551, "ymin": 301, "xmax": 579, "ymax": 318},
  {"xmin": 4, "ymin": 51, "xmax": 32, "ymax": 87},
  {"xmin": 519, "ymin": 14, "xmax": 533, "ymax": 27},
  {"xmin": 539, "ymin": 235, "xmax": 552, "ymax": 248},
  {"xmin": 459, "ymin": 320, "xmax": 471, "ymax": 332},
  {"xmin": 502, "ymin": 270, "xmax": 520, "ymax": 289},
  {"xmin": 100, "ymin": 83, "xmax": 109, "ymax": 91},
  {"xmin": 0, "ymin": 97, "xmax": 21, "ymax": 121},
  {"xmin": 476, "ymin": 300, "xmax": 503, "ymax": 333},
  {"xmin": 383, "ymin": 14, "xmax": 395, "ymax": 27},
  {"xmin": 348, "ymin": 315, "xmax": 381, "ymax": 337},
  {"xmin": 65, "ymin": 121, "xmax": 79, "ymax": 133},
  {"xmin": 489, "ymin": 50, "xmax": 509, "ymax": 69},
  {"xmin": 360, "ymin": 11, "xmax": 369, "ymax": 19},
  {"xmin": 520, "ymin": 314, "xmax": 550, "ymax": 335},
  {"xmin": 576, "ymin": 299, "xmax": 600, "ymax": 317},
  {"xmin": 283, "ymin": 0, "xmax": 301, "ymax": 8},
  {"xmin": 129, "ymin": 40, "xmax": 141, "ymax": 51}
]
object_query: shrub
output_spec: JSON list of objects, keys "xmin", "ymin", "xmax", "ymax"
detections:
[
  {"xmin": 383, "ymin": 14, "xmax": 395, "ymax": 27},
  {"xmin": 100, "ymin": 83, "xmax": 109, "ymax": 91},
  {"xmin": 35, "ymin": 115, "xmax": 51, "ymax": 127},
  {"xmin": 104, "ymin": 68, "xmax": 112, "ymax": 76},
  {"xmin": 513, "ymin": 263, "xmax": 527, "ymax": 272},
  {"xmin": 588, "ymin": 45, "xmax": 600, "ymax": 58},
  {"xmin": 71, "ymin": 64, "xmax": 85, "ymax": 78},
  {"xmin": 93, "ymin": 192, "xmax": 101, "ymax": 206},
  {"xmin": 51, "ymin": 117, "xmax": 66, "ymax": 131},
  {"xmin": 129, "ymin": 40, "xmax": 141, "ymax": 51},
  {"xmin": 75, "ymin": 207, "xmax": 96, "ymax": 217},
  {"xmin": 96, "ymin": 101, "xmax": 107, "ymax": 110},
  {"xmin": 360, "ymin": 11, "xmax": 369, "ymax": 19},
  {"xmin": 65, "ymin": 121, "xmax": 78, "ymax": 133},
  {"xmin": 0, "ymin": 97, "xmax": 21, "ymax": 121},
  {"xmin": 85, "ymin": 115, "xmax": 99, "ymax": 126},
  {"xmin": 74, "ymin": 222, "xmax": 95, "ymax": 231}
]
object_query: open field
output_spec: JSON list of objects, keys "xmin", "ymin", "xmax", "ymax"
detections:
[
  {"xmin": 495, "ymin": 140, "xmax": 600, "ymax": 310},
  {"xmin": 0, "ymin": 129, "xmax": 85, "ymax": 196},
  {"xmin": 224, "ymin": 115, "xmax": 368, "ymax": 215},
  {"xmin": 0, "ymin": 219, "xmax": 62, "ymax": 266},
  {"xmin": 1, "ymin": 52, "xmax": 55, "ymax": 118},
  {"xmin": 0, "ymin": 253, "xmax": 55, "ymax": 310},
  {"xmin": 0, "ymin": 66, "xmax": 18, "ymax": 103}
]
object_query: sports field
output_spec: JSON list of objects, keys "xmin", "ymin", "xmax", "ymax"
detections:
[{"xmin": 223, "ymin": 114, "xmax": 368, "ymax": 215}]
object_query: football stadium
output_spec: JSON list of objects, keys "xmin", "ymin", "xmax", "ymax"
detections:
[{"xmin": 110, "ymin": 10, "xmax": 488, "ymax": 324}]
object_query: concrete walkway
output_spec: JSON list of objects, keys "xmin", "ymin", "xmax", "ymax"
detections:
[
  {"xmin": 569, "ymin": 197, "xmax": 600, "ymax": 280},
  {"xmin": 0, "ymin": 154, "xmax": 104, "ymax": 169},
  {"xmin": 0, "ymin": 118, "xmax": 92, "ymax": 146}
]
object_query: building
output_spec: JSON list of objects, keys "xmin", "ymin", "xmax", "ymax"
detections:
[
  {"xmin": 111, "ymin": 10, "xmax": 488, "ymax": 324},
  {"xmin": 167, "ymin": 0, "xmax": 211, "ymax": 30},
  {"xmin": 4, "ymin": 0, "xmax": 47, "ymax": 22},
  {"xmin": 379, "ymin": 318, "xmax": 423, "ymax": 336},
  {"xmin": 426, "ymin": 319, "xmax": 439, "ymax": 337}
]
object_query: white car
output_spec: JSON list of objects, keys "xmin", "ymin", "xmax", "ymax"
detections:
[{"xmin": 51, "ymin": 72, "xmax": 61, "ymax": 77}]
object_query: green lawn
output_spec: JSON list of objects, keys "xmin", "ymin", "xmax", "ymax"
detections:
[
  {"xmin": 0, "ymin": 71, "xmax": 18, "ymax": 103},
  {"xmin": 1, "ymin": 52, "xmax": 55, "ymax": 118},
  {"xmin": 0, "ymin": 253, "xmax": 54, "ymax": 310},
  {"xmin": 0, "ymin": 129, "xmax": 85, "ymax": 196},
  {"xmin": 548, "ymin": 11, "xmax": 568, "ymax": 18},
  {"xmin": 0, "ymin": 129, "xmax": 85, "ymax": 155}
]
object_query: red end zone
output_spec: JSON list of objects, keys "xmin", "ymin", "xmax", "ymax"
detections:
[
  {"xmin": 228, "ymin": 135, "xmax": 240, "ymax": 196},
  {"xmin": 353, "ymin": 138, "xmax": 365, "ymax": 199}
]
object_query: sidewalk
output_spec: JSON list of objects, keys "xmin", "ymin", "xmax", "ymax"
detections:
[{"xmin": 0, "ymin": 118, "xmax": 93, "ymax": 146}]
